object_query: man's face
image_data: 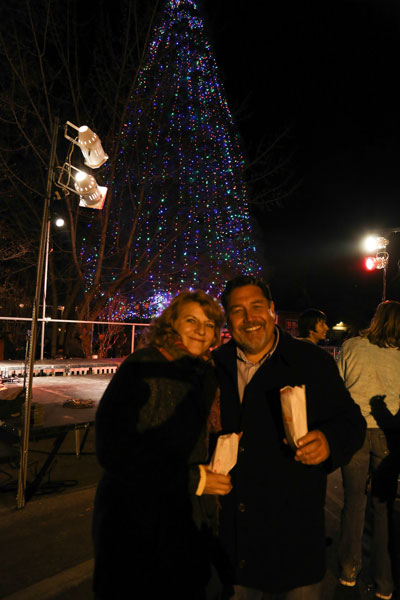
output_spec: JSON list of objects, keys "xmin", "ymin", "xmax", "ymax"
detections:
[
  {"xmin": 226, "ymin": 285, "xmax": 276, "ymax": 362},
  {"xmin": 309, "ymin": 319, "xmax": 328, "ymax": 343}
]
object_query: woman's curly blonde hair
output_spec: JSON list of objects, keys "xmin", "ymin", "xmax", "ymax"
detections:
[{"xmin": 146, "ymin": 290, "xmax": 225, "ymax": 349}]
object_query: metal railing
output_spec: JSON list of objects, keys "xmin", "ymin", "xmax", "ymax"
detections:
[{"xmin": 0, "ymin": 316, "xmax": 149, "ymax": 358}]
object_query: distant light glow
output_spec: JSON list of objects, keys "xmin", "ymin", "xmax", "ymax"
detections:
[
  {"xmin": 365, "ymin": 257, "xmax": 376, "ymax": 271},
  {"xmin": 363, "ymin": 235, "xmax": 389, "ymax": 252}
]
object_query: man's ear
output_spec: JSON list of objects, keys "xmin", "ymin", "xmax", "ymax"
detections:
[{"xmin": 268, "ymin": 301, "xmax": 275, "ymax": 317}]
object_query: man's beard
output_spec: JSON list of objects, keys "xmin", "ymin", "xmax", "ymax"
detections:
[{"xmin": 235, "ymin": 320, "xmax": 269, "ymax": 355}]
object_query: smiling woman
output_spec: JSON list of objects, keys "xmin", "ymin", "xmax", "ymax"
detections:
[
  {"xmin": 173, "ymin": 301, "xmax": 217, "ymax": 355},
  {"xmin": 93, "ymin": 289, "xmax": 232, "ymax": 600},
  {"xmin": 146, "ymin": 289, "xmax": 224, "ymax": 354}
]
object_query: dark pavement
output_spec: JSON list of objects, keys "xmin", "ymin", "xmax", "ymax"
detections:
[{"xmin": 0, "ymin": 375, "xmax": 399, "ymax": 599}]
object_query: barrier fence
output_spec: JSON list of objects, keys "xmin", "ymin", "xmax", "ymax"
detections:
[{"xmin": 0, "ymin": 316, "xmax": 150, "ymax": 361}]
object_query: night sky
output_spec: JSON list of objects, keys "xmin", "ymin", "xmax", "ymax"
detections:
[
  {"xmin": 4, "ymin": 0, "xmax": 400, "ymax": 331},
  {"xmin": 203, "ymin": 0, "xmax": 400, "ymax": 330}
]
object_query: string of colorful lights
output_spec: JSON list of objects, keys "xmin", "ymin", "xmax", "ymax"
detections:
[{"xmin": 84, "ymin": 0, "xmax": 260, "ymax": 320}]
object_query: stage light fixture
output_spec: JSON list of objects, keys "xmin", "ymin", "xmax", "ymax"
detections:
[
  {"xmin": 363, "ymin": 235, "xmax": 389, "ymax": 253},
  {"xmin": 77, "ymin": 125, "xmax": 109, "ymax": 168},
  {"xmin": 64, "ymin": 121, "xmax": 108, "ymax": 169},
  {"xmin": 56, "ymin": 163, "xmax": 108, "ymax": 210},
  {"xmin": 74, "ymin": 170, "xmax": 108, "ymax": 210},
  {"xmin": 364, "ymin": 253, "xmax": 388, "ymax": 271},
  {"xmin": 365, "ymin": 256, "xmax": 376, "ymax": 271}
]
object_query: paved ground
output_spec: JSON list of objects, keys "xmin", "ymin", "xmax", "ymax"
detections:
[{"xmin": 0, "ymin": 375, "xmax": 399, "ymax": 599}]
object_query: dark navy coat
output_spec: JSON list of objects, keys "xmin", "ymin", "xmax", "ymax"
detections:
[
  {"xmin": 212, "ymin": 331, "xmax": 366, "ymax": 593},
  {"xmin": 93, "ymin": 347, "xmax": 222, "ymax": 599}
]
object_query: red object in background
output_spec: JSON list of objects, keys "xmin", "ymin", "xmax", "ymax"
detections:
[{"xmin": 365, "ymin": 256, "xmax": 376, "ymax": 271}]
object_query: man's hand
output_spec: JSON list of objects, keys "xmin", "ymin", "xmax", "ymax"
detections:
[
  {"xmin": 294, "ymin": 430, "xmax": 330, "ymax": 465},
  {"xmin": 203, "ymin": 468, "xmax": 232, "ymax": 495}
]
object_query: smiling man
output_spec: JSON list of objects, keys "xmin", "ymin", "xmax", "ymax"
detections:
[{"xmin": 212, "ymin": 275, "xmax": 366, "ymax": 600}]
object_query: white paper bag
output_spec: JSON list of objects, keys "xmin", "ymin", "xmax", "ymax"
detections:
[
  {"xmin": 209, "ymin": 432, "xmax": 240, "ymax": 475},
  {"xmin": 280, "ymin": 384, "xmax": 308, "ymax": 451}
]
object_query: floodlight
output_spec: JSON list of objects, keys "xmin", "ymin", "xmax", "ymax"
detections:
[
  {"xmin": 64, "ymin": 121, "xmax": 108, "ymax": 169},
  {"xmin": 364, "ymin": 253, "xmax": 389, "ymax": 271},
  {"xmin": 376, "ymin": 252, "xmax": 389, "ymax": 269},
  {"xmin": 363, "ymin": 235, "xmax": 389, "ymax": 252},
  {"xmin": 55, "ymin": 162, "xmax": 108, "ymax": 210},
  {"xmin": 74, "ymin": 170, "xmax": 108, "ymax": 210},
  {"xmin": 77, "ymin": 126, "xmax": 109, "ymax": 168},
  {"xmin": 365, "ymin": 257, "xmax": 376, "ymax": 271},
  {"xmin": 55, "ymin": 217, "xmax": 65, "ymax": 227}
]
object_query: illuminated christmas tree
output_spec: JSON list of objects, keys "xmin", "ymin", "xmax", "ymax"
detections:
[{"xmin": 91, "ymin": 0, "xmax": 260, "ymax": 319}]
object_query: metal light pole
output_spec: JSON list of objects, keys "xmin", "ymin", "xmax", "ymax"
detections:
[
  {"xmin": 382, "ymin": 265, "xmax": 387, "ymax": 302},
  {"xmin": 16, "ymin": 118, "xmax": 108, "ymax": 508},
  {"xmin": 363, "ymin": 233, "xmax": 396, "ymax": 303},
  {"xmin": 17, "ymin": 117, "xmax": 59, "ymax": 509},
  {"xmin": 40, "ymin": 217, "xmax": 51, "ymax": 360}
]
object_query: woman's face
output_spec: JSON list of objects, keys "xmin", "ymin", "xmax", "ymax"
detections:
[{"xmin": 173, "ymin": 301, "xmax": 216, "ymax": 356}]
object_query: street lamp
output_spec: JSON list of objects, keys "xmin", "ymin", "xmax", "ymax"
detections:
[{"xmin": 39, "ymin": 215, "xmax": 67, "ymax": 360}]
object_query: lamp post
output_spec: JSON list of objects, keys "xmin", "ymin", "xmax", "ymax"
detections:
[
  {"xmin": 362, "ymin": 229, "xmax": 400, "ymax": 302},
  {"xmin": 40, "ymin": 217, "xmax": 51, "ymax": 361},
  {"xmin": 17, "ymin": 117, "xmax": 59, "ymax": 508},
  {"xmin": 40, "ymin": 216, "xmax": 65, "ymax": 360},
  {"xmin": 17, "ymin": 118, "xmax": 108, "ymax": 509}
]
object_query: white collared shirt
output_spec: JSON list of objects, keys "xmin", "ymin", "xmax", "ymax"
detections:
[{"xmin": 236, "ymin": 327, "xmax": 280, "ymax": 403}]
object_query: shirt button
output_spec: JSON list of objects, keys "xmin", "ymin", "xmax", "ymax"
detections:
[
  {"xmin": 238, "ymin": 502, "xmax": 246, "ymax": 512},
  {"xmin": 239, "ymin": 559, "xmax": 246, "ymax": 569}
]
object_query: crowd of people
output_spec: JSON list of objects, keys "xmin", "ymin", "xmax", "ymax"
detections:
[{"xmin": 92, "ymin": 275, "xmax": 399, "ymax": 600}]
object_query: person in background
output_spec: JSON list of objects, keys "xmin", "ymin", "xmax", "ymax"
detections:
[
  {"xmin": 297, "ymin": 308, "xmax": 329, "ymax": 344},
  {"xmin": 2, "ymin": 332, "xmax": 16, "ymax": 359},
  {"xmin": 212, "ymin": 275, "xmax": 366, "ymax": 599},
  {"xmin": 93, "ymin": 290, "xmax": 232, "ymax": 600},
  {"xmin": 337, "ymin": 300, "xmax": 400, "ymax": 600}
]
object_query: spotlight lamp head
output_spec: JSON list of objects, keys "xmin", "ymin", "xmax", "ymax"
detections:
[
  {"xmin": 64, "ymin": 121, "xmax": 108, "ymax": 169},
  {"xmin": 77, "ymin": 126, "xmax": 109, "ymax": 169},
  {"xmin": 74, "ymin": 171, "xmax": 108, "ymax": 210},
  {"xmin": 364, "ymin": 252, "xmax": 389, "ymax": 271},
  {"xmin": 363, "ymin": 235, "xmax": 389, "ymax": 253}
]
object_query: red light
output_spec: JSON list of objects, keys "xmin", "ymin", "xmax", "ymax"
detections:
[{"xmin": 365, "ymin": 257, "xmax": 376, "ymax": 271}]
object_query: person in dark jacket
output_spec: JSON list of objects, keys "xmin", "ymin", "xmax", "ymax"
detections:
[
  {"xmin": 297, "ymin": 308, "xmax": 329, "ymax": 345},
  {"xmin": 93, "ymin": 290, "xmax": 232, "ymax": 600},
  {"xmin": 212, "ymin": 276, "xmax": 366, "ymax": 600}
]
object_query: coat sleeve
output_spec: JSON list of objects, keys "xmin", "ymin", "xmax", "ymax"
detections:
[
  {"xmin": 95, "ymin": 354, "xmax": 202, "ymax": 496},
  {"xmin": 307, "ymin": 349, "xmax": 366, "ymax": 472}
]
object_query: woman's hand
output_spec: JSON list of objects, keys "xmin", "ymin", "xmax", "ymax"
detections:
[{"xmin": 203, "ymin": 468, "xmax": 232, "ymax": 495}]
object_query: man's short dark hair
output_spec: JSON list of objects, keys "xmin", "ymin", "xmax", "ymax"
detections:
[
  {"xmin": 298, "ymin": 309, "xmax": 327, "ymax": 338},
  {"xmin": 221, "ymin": 275, "xmax": 272, "ymax": 312}
]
